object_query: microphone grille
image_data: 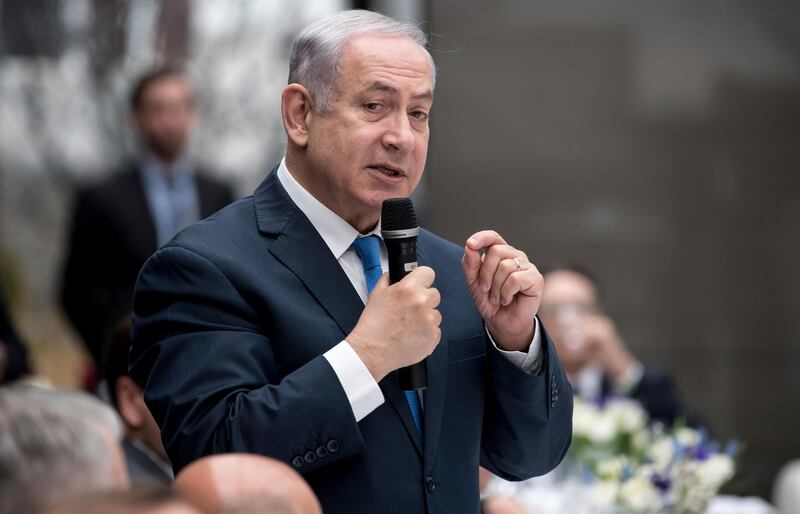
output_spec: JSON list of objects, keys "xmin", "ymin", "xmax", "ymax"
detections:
[{"xmin": 381, "ymin": 198, "xmax": 418, "ymax": 231}]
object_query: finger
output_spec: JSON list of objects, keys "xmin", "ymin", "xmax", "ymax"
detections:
[
  {"xmin": 466, "ymin": 230, "xmax": 507, "ymax": 251},
  {"xmin": 432, "ymin": 308, "xmax": 442, "ymax": 327},
  {"xmin": 499, "ymin": 267, "xmax": 541, "ymax": 306},
  {"xmin": 479, "ymin": 245, "xmax": 524, "ymax": 293},
  {"xmin": 490, "ymin": 257, "xmax": 522, "ymax": 304},
  {"xmin": 428, "ymin": 287, "xmax": 441, "ymax": 309},
  {"xmin": 401, "ymin": 265, "xmax": 435, "ymax": 288},
  {"xmin": 461, "ymin": 245, "xmax": 482, "ymax": 284}
]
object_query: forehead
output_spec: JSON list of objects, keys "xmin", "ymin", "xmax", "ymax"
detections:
[
  {"xmin": 140, "ymin": 76, "xmax": 192, "ymax": 102},
  {"xmin": 338, "ymin": 34, "xmax": 433, "ymax": 93},
  {"xmin": 543, "ymin": 271, "xmax": 598, "ymax": 305}
]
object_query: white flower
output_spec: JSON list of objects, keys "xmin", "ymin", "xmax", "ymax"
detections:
[
  {"xmin": 590, "ymin": 480, "xmax": 620, "ymax": 508},
  {"xmin": 596, "ymin": 456, "xmax": 627, "ymax": 481},
  {"xmin": 674, "ymin": 427, "xmax": 701, "ymax": 448},
  {"xmin": 648, "ymin": 437, "xmax": 675, "ymax": 471},
  {"xmin": 607, "ymin": 399, "xmax": 648, "ymax": 434},
  {"xmin": 632, "ymin": 429, "xmax": 652, "ymax": 453},
  {"xmin": 588, "ymin": 414, "xmax": 617, "ymax": 444},
  {"xmin": 573, "ymin": 399, "xmax": 617, "ymax": 443},
  {"xmin": 572, "ymin": 400, "xmax": 600, "ymax": 439},
  {"xmin": 619, "ymin": 473, "xmax": 663, "ymax": 512},
  {"xmin": 695, "ymin": 454, "xmax": 735, "ymax": 488}
]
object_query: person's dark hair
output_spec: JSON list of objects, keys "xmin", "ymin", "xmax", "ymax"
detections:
[
  {"xmin": 100, "ymin": 316, "xmax": 133, "ymax": 409},
  {"xmin": 129, "ymin": 65, "xmax": 189, "ymax": 111},
  {"xmin": 542, "ymin": 262, "xmax": 604, "ymax": 301}
]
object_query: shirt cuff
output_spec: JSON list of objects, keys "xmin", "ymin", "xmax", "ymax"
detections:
[
  {"xmin": 486, "ymin": 317, "xmax": 543, "ymax": 374},
  {"xmin": 323, "ymin": 341, "xmax": 385, "ymax": 422}
]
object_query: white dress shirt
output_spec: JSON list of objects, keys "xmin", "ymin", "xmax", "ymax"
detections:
[{"xmin": 277, "ymin": 158, "xmax": 543, "ymax": 422}]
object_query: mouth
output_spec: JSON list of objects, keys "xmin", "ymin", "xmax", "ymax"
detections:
[{"xmin": 368, "ymin": 164, "xmax": 406, "ymax": 179}]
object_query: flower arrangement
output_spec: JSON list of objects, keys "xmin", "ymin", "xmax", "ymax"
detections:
[{"xmin": 570, "ymin": 397, "xmax": 738, "ymax": 514}]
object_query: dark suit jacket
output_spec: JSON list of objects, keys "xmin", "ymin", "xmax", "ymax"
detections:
[
  {"xmin": 61, "ymin": 164, "xmax": 233, "ymax": 362},
  {"xmin": 129, "ymin": 170, "xmax": 573, "ymax": 514}
]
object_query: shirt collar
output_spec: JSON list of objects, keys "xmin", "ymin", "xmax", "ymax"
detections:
[
  {"xmin": 277, "ymin": 157, "xmax": 381, "ymax": 260},
  {"xmin": 140, "ymin": 154, "xmax": 193, "ymax": 181}
]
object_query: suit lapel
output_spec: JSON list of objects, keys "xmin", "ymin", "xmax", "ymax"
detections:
[
  {"xmin": 418, "ymin": 247, "xmax": 448, "ymax": 470},
  {"xmin": 255, "ymin": 172, "xmax": 364, "ymax": 337}
]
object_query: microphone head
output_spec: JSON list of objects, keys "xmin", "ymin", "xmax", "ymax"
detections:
[{"xmin": 381, "ymin": 198, "xmax": 418, "ymax": 231}]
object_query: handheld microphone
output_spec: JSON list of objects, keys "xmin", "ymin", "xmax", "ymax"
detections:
[{"xmin": 381, "ymin": 198, "xmax": 427, "ymax": 391}]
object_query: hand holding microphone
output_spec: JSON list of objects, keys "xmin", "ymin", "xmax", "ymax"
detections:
[{"xmin": 346, "ymin": 199, "xmax": 441, "ymax": 385}]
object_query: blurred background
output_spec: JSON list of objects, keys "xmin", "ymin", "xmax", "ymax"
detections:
[{"xmin": 1, "ymin": 0, "xmax": 798, "ymax": 502}]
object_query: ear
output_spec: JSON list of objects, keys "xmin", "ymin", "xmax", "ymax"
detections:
[
  {"xmin": 116, "ymin": 376, "xmax": 145, "ymax": 429},
  {"xmin": 282, "ymin": 84, "xmax": 314, "ymax": 148}
]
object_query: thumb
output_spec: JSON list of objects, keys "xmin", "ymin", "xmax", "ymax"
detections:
[{"xmin": 461, "ymin": 245, "xmax": 481, "ymax": 284}]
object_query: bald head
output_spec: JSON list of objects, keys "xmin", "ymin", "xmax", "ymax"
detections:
[{"xmin": 174, "ymin": 454, "xmax": 321, "ymax": 514}]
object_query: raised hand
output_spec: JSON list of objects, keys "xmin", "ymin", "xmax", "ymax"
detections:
[{"xmin": 461, "ymin": 231, "xmax": 543, "ymax": 351}]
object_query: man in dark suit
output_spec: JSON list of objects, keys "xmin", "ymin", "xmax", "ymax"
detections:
[
  {"xmin": 539, "ymin": 265, "xmax": 685, "ymax": 425},
  {"xmin": 61, "ymin": 67, "xmax": 234, "ymax": 363},
  {"xmin": 130, "ymin": 11, "xmax": 572, "ymax": 514}
]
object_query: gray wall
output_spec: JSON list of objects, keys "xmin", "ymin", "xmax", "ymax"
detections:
[{"xmin": 426, "ymin": 0, "xmax": 800, "ymax": 498}]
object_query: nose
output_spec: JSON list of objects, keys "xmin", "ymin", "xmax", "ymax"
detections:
[{"xmin": 381, "ymin": 112, "xmax": 416, "ymax": 152}]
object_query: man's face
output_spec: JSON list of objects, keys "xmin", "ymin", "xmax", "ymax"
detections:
[
  {"xmin": 302, "ymin": 34, "xmax": 433, "ymax": 230},
  {"xmin": 133, "ymin": 75, "xmax": 195, "ymax": 162},
  {"xmin": 539, "ymin": 270, "xmax": 601, "ymax": 373}
]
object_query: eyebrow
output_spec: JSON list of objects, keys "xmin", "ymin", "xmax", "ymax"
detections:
[{"xmin": 367, "ymin": 81, "xmax": 433, "ymax": 101}]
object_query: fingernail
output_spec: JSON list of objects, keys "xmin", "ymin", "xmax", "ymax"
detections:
[{"xmin": 468, "ymin": 237, "xmax": 477, "ymax": 246}]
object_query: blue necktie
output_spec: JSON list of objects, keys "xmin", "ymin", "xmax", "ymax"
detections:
[{"xmin": 352, "ymin": 235, "xmax": 424, "ymax": 437}]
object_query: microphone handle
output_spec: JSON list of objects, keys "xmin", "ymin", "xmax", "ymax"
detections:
[{"xmin": 384, "ymin": 237, "xmax": 428, "ymax": 390}]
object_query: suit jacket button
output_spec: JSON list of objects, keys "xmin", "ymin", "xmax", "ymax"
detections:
[
  {"xmin": 425, "ymin": 476, "xmax": 437, "ymax": 493},
  {"xmin": 316, "ymin": 445, "xmax": 329, "ymax": 459},
  {"xmin": 291, "ymin": 456, "xmax": 304, "ymax": 468},
  {"xmin": 327, "ymin": 440, "xmax": 339, "ymax": 453},
  {"xmin": 304, "ymin": 451, "xmax": 317, "ymax": 464}
]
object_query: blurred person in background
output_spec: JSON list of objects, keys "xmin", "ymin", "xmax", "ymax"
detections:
[
  {"xmin": 61, "ymin": 66, "xmax": 235, "ymax": 366},
  {"xmin": 540, "ymin": 264, "xmax": 685, "ymax": 425},
  {"xmin": 47, "ymin": 485, "xmax": 200, "ymax": 514},
  {"xmin": 0, "ymin": 386, "xmax": 129, "ymax": 514},
  {"xmin": 101, "ymin": 317, "xmax": 173, "ymax": 485},
  {"xmin": 174, "ymin": 453, "xmax": 322, "ymax": 514},
  {"xmin": 0, "ymin": 289, "xmax": 30, "ymax": 384}
]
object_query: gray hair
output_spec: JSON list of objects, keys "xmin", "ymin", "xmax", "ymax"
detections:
[
  {"xmin": 0, "ymin": 387, "xmax": 125, "ymax": 514},
  {"xmin": 288, "ymin": 9, "xmax": 436, "ymax": 112}
]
